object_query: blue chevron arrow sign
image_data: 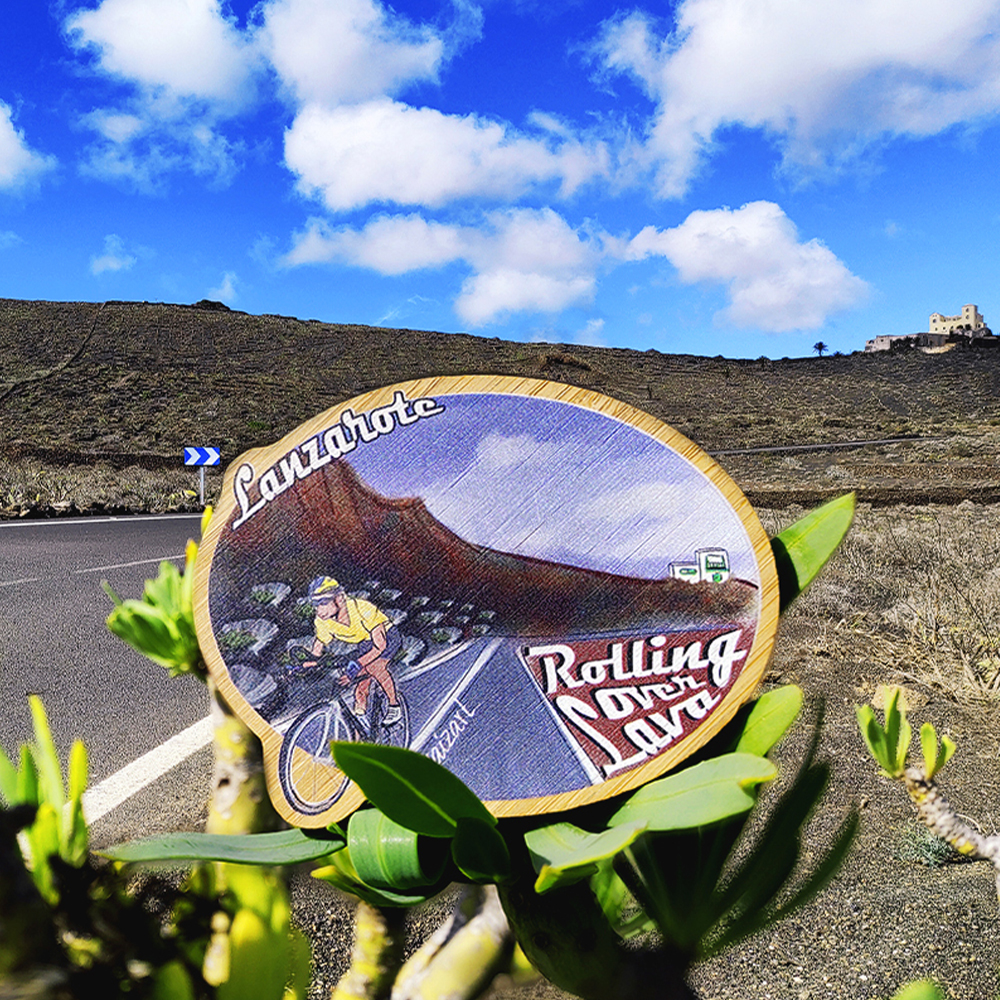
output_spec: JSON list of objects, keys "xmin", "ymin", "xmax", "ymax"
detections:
[{"xmin": 184, "ymin": 446, "xmax": 221, "ymax": 466}]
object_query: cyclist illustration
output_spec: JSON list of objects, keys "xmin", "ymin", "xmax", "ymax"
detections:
[
  {"xmin": 304, "ymin": 575, "xmax": 403, "ymax": 725},
  {"xmin": 277, "ymin": 575, "xmax": 409, "ymax": 815}
]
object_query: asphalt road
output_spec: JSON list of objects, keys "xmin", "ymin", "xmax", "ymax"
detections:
[{"xmin": 0, "ymin": 514, "xmax": 213, "ymax": 846}]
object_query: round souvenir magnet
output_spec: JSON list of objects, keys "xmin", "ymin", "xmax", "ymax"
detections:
[{"xmin": 194, "ymin": 376, "xmax": 779, "ymax": 828}]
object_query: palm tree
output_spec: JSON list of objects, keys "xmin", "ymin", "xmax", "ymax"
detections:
[{"xmin": 813, "ymin": 341, "xmax": 829, "ymax": 357}]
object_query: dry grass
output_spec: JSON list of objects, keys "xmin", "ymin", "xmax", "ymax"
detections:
[
  {"xmin": 0, "ymin": 457, "xmax": 210, "ymax": 514},
  {"xmin": 760, "ymin": 503, "xmax": 1000, "ymax": 702}
]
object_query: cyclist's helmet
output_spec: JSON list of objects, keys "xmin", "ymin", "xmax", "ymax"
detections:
[{"xmin": 308, "ymin": 576, "xmax": 343, "ymax": 604}]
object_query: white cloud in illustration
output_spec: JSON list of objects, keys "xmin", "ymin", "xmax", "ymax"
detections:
[
  {"xmin": 420, "ymin": 430, "xmax": 750, "ymax": 578},
  {"xmin": 624, "ymin": 201, "xmax": 868, "ymax": 331},
  {"xmin": 593, "ymin": 0, "xmax": 1000, "ymax": 195},
  {"xmin": 0, "ymin": 103, "xmax": 55, "ymax": 190}
]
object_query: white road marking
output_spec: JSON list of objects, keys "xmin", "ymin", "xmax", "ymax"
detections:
[
  {"xmin": 0, "ymin": 577, "xmax": 43, "ymax": 588},
  {"xmin": 74, "ymin": 554, "xmax": 185, "ymax": 575},
  {"xmin": 0, "ymin": 513, "xmax": 203, "ymax": 530},
  {"xmin": 410, "ymin": 638, "xmax": 504, "ymax": 752},
  {"xmin": 82, "ymin": 715, "xmax": 213, "ymax": 825}
]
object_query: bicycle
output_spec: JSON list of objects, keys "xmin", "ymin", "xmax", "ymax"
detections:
[{"xmin": 277, "ymin": 648, "xmax": 410, "ymax": 816}]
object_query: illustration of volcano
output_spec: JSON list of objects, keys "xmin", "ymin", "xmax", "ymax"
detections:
[{"xmin": 210, "ymin": 459, "xmax": 759, "ymax": 636}]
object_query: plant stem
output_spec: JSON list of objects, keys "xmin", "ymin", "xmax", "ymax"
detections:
[
  {"xmin": 498, "ymin": 871, "xmax": 697, "ymax": 1000},
  {"xmin": 206, "ymin": 680, "xmax": 281, "ymax": 836},
  {"xmin": 392, "ymin": 886, "xmax": 513, "ymax": 1000},
  {"xmin": 0, "ymin": 806, "xmax": 66, "ymax": 994},
  {"xmin": 331, "ymin": 902, "xmax": 406, "ymax": 1000},
  {"xmin": 903, "ymin": 766, "xmax": 1000, "ymax": 902}
]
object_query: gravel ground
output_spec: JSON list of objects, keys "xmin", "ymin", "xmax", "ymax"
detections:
[{"xmin": 287, "ymin": 574, "xmax": 1000, "ymax": 1000}]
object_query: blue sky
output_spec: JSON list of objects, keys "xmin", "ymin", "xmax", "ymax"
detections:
[{"xmin": 2, "ymin": 0, "xmax": 1000, "ymax": 358}]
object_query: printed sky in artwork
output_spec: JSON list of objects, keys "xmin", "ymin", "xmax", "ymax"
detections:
[
  {"xmin": 4, "ymin": 1, "xmax": 1000, "ymax": 357},
  {"xmin": 346, "ymin": 392, "xmax": 761, "ymax": 581}
]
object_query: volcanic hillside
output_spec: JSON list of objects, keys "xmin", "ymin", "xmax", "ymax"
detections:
[{"xmin": 5, "ymin": 297, "xmax": 1000, "ymax": 507}]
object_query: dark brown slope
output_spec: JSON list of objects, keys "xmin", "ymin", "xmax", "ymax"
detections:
[
  {"xmin": 5, "ymin": 297, "xmax": 1000, "ymax": 467},
  {"xmin": 210, "ymin": 458, "xmax": 758, "ymax": 636}
]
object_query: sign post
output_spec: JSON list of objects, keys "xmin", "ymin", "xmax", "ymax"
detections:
[
  {"xmin": 192, "ymin": 377, "xmax": 779, "ymax": 828},
  {"xmin": 183, "ymin": 446, "xmax": 221, "ymax": 505}
]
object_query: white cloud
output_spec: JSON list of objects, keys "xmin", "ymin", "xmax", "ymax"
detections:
[
  {"xmin": 258, "ymin": 0, "xmax": 446, "ymax": 106},
  {"xmin": 626, "ymin": 201, "xmax": 868, "ymax": 331},
  {"xmin": 284, "ymin": 99, "xmax": 608, "ymax": 211},
  {"xmin": 66, "ymin": 0, "xmax": 258, "ymax": 188},
  {"xmin": 83, "ymin": 110, "xmax": 146, "ymax": 144},
  {"xmin": 575, "ymin": 317, "xmax": 606, "ymax": 345},
  {"xmin": 0, "ymin": 103, "xmax": 56, "ymax": 190},
  {"xmin": 208, "ymin": 271, "xmax": 238, "ymax": 302},
  {"xmin": 456, "ymin": 269, "xmax": 594, "ymax": 326},
  {"xmin": 0, "ymin": 230, "xmax": 23, "ymax": 249},
  {"xmin": 285, "ymin": 213, "xmax": 467, "ymax": 273},
  {"xmin": 78, "ymin": 122, "xmax": 244, "ymax": 192},
  {"xmin": 90, "ymin": 234, "xmax": 137, "ymax": 275},
  {"xmin": 66, "ymin": 0, "xmax": 256, "ymax": 106},
  {"xmin": 284, "ymin": 207, "xmax": 602, "ymax": 325},
  {"xmin": 594, "ymin": 0, "xmax": 1000, "ymax": 195},
  {"xmin": 287, "ymin": 201, "xmax": 864, "ymax": 331}
]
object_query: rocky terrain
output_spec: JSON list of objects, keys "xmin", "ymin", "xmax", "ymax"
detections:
[
  {"xmin": 5, "ymin": 297, "xmax": 1000, "ymax": 516},
  {"xmin": 3, "ymin": 298, "xmax": 1000, "ymax": 998}
]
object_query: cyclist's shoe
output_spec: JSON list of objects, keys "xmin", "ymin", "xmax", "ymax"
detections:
[{"xmin": 384, "ymin": 704, "xmax": 402, "ymax": 726}]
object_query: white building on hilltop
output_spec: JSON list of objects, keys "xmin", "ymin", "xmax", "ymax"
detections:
[
  {"xmin": 865, "ymin": 304, "xmax": 992, "ymax": 352},
  {"xmin": 928, "ymin": 304, "xmax": 986, "ymax": 335}
]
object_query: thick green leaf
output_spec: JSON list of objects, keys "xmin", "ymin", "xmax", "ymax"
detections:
[
  {"xmin": 65, "ymin": 798, "xmax": 88, "ymax": 866},
  {"xmin": 733, "ymin": 685, "xmax": 803, "ymax": 757},
  {"xmin": 150, "ymin": 960, "xmax": 196, "ymax": 1000},
  {"xmin": 609, "ymin": 754, "xmax": 777, "ymax": 831},
  {"xmin": 451, "ymin": 816, "xmax": 511, "ymax": 883},
  {"xmin": 0, "ymin": 744, "xmax": 17, "ymax": 806},
  {"xmin": 285, "ymin": 927, "xmax": 312, "ymax": 1000},
  {"xmin": 106, "ymin": 602, "xmax": 182, "ymax": 669},
  {"xmin": 332, "ymin": 742, "xmax": 494, "ymax": 837},
  {"xmin": 919, "ymin": 723, "xmax": 956, "ymax": 779},
  {"xmin": 28, "ymin": 696, "xmax": 64, "ymax": 814},
  {"xmin": 348, "ymin": 808, "xmax": 446, "ymax": 889},
  {"xmin": 710, "ymin": 762, "xmax": 829, "ymax": 925},
  {"xmin": 709, "ymin": 801, "xmax": 859, "ymax": 955},
  {"xmin": 771, "ymin": 493, "xmax": 855, "ymax": 611},
  {"xmin": 222, "ymin": 863, "xmax": 287, "ymax": 921},
  {"xmin": 526, "ymin": 821, "xmax": 648, "ymax": 893},
  {"xmin": 27, "ymin": 802, "xmax": 61, "ymax": 902},
  {"xmin": 884, "ymin": 688, "xmax": 912, "ymax": 775},
  {"xmin": 99, "ymin": 828, "xmax": 344, "ymax": 865},
  {"xmin": 16, "ymin": 744, "xmax": 38, "ymax": 807},
  {"xmin": 67, "ymin": 740, "xmax": 88, "ymax": 803},
  {"xmin": 313, "ymin": 847, "xmax": 439, "ymax": 907},
  {"xmin": 589, "ymin": 861, "xmax": 647, "ymax": 938},
  {"xmin": 856, "ymin": 704, "xmax": 889, "ymax": 770}
]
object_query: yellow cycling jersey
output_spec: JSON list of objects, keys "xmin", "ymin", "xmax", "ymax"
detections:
[{"xmin": 315, "ymin": 597, "xmax": 390, "ymax": 646}]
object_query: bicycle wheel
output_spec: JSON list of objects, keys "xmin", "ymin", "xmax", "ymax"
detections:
[{"xmin": 278, "ymin": 700, "xmax": 358, "ymax": 816}]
